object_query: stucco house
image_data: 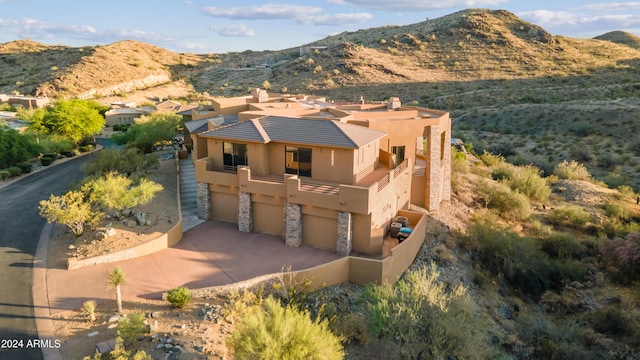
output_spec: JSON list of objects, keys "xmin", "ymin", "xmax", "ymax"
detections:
[{"xmin": 186, "ymin": 90, "xmax": 451, "ymax": 258}]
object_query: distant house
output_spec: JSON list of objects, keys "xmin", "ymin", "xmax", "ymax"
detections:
[
  {"xmin": 105, "ymin": 107, "xmax": 154, "ymax": 126},
  {"xmin": 0, "ymin": 94, "xmax": 50, "ymax": 109},
  {"xmin": 185, "ymin": 90, "xmax": 451, "ymax": 257}
]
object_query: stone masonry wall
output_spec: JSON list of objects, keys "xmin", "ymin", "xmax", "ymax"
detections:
[
  {"xmin": 196, "ymin": 182, "xmax": 211, "ymax": 220},
  {"xmin": 425, "ymin": 124, "xmax": 441, "ymax": 211},
  {"xmin": 284, "ymin": 201, "xmax": 302, "ymax": 247},
  {"xmin": 336, "ymin": 211, "xmax": 353, "ymax": 256},
  {"xmin": 238, "ymin": 192, "xmax": 253, "ymax": 232}
]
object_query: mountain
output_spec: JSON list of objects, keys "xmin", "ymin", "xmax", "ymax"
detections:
[
  {"xmin": 2, "ymin": 9, "xmax": 639, "ymax": 103},
  {"xmin": 0, "ymin": 39, "xmax": 203, "ymax": 99},
  {"xmin": 595, "ymin": 30, "xmax": 640, "ymax": 49}
]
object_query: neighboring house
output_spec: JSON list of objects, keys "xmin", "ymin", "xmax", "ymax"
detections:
[
  {"xmin": 104, "ymin": 106, "xmax": 156, "ymax": 126},
  {"xmin": 0, "ymin": 94, "xmax": 50, "ymax": 109},
  {"xmin": 0, "ymin": 111, "xmax": 28, "ymax": 132},
  {"xmin": 186, "ymin": 90, "xmax": 451, "ymax": 258}
]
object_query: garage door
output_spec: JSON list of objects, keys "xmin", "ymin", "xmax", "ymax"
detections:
[
  {"xmin": 302, "ymin": 214, "xmax": 337, "ymax": 250},
  {"xmin": 254, "ymin": 202, "xmax": 284, "ymax": 235},
  {"xmin": 211, "ymin": 192, "xmax": 238, "ymax": 223}
]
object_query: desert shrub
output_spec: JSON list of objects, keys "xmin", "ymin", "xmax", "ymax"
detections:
[
  {"xmin": 475, "ymin": 180, "xmax": 531, "ymax": 220},
  {"xmin": 490, "ymin": 163, "xmax": 515, "ymax": 181},
  {"xmin": 588, "ymin": 306, "xmax": 638, "ymax": 337},
  {"xmin": 166, "ymin": 286, "xmax": 191, "ymax": 309},
  {"xmin": 493, "ymin": 164, "xmax": 550, "ymax": 201},
  {"xmin": 602, "ymin": 219, "xmax": 640, "ymax": 239},
  {"xmin": 330, "ymin": 313, "xmax": 369, "ymax": 346},
  {"xmin": 359, "ymin": 263, "xmax": 491, "ymax": 359},
  {"xmin": 599, "ymin": 232, "xmax": 640, "ymax": 283},
  {"xmin": 604, "ymin": 173, "xmax": 632, "ymax": 190},
  {"xmin": 546, "ymin": 205, "xmax": 594, "ymax": 229},
  {"xmin": 604, "ymin": 202, "xmax": 630, "ymax": 221},
  {"xmin": 227, "ymin": 296, "xmax": 343, "ymax": 360},
  {"xmin": 539, "ymin": 233, "xmax": 585, "ymax": 260},
  {"xmin": 16, "ymin": 162, "xmax": 32, "ymax": 174},
  {"xmin": 452, "ymin": 149, "xmax": 469, "ymax": 174},
  {"xmin": 83, "ymin": 148, "xmax": 158, "ymax": 178},
  {"xmin": 117, "ymin": 312, "xmax": 148, "ymax": 345},
  {"xmin": 616, "ymin": 185, "xmax": 636, "ymax": 197},
  {"xmin": 468, "ymin": 214, "xmax": 553, "ymax": 296},
  {"xmin": 6, "ymin": 166, "xmax": 21, "ymax": 177},
  {"xmin": 553, "ymin": 160, "xmax": 591, "ymax": 181},
  {"xmin": 480, "ymin": 151, "xmax": 505, "ymax": 167}
]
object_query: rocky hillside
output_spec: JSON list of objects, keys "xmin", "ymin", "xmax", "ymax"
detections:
[
  {"xmin": 0, "ymin": 39, "xmax": 204, "ymax": 99},
  {"xmin": 595, "ymin": 30, "xmax": 640, "ymax": 49}
]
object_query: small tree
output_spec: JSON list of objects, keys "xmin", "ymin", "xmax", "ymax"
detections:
[
  {"xmin": 27, "ymin": 99, "xmax": 106, "ymax": 145},
  {"xmin": 112, "ymin": 112, "xmax": 181, "ymax": 153},
  {"xmin": 39, "ymin": 191, "xmax": 99, "ymax": 236},
  {"xmin": 83, "ymin": 172, "xmax": 163, "ymax": 211},
  {"xmin": 108, "ymin": 266, "xmax": 127, "ymax": 313}
]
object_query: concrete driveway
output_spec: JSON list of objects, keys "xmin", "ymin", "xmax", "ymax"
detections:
[{"xmin": 46, "ymin": 220, "xmax": 342, "ymax": 314}]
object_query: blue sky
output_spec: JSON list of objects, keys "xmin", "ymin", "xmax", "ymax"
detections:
[{"xmin": 0, "ymin": 0, "xmax": 639, "ymax": 53}]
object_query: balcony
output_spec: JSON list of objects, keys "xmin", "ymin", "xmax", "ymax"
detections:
[{"xmin": 196, "ymin": 157, "xmax": 411, "ymax": 214}]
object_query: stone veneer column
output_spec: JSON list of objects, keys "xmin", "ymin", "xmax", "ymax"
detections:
[
  {"xmin": 336, "ymin": 211, "xmax": 353, "ymax": 256},
  {"xmin": 442, "ymin": 125, "xmax": 452, "ymax": 202},
  {"xmin": 284, "ymin": 201, "xmax": 302, "ymax": 247},
  {"xmin": 196, "ymin": 182, "xmax": 211, "ymax": 220},
  {"xmin": 425, "ymin": 124, "xmax": 442, "ymax": 211},
  {"xmin": 238, "ymin": 192, "xmax": 253, "ymax": 232}
]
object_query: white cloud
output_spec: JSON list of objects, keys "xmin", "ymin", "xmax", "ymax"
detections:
[
  {"xmin": 323, "ymin": 0, "xmax": 508, "ymax": 11},
  {"xmin": 518, "ymin": 10, "xmax": 577, "ymax": 26},
  {"xmin": 580, "ymin": 2, "xmax": 640, "ymax": 12},
  {"xmin": 209, "ymin": 23, "xmax": 255, "ymax": 37},
  {"xmin": 301, "ymin": 12, "xmax": 373, "ymax": 26},
  {"xmin": 518, "ymin": 8, "xmax": 640, "ymax": 37},
  {"xmin": 0, "ymin": 17, "xmax": 97, "ymax": 40},
  {"xmin": 203, "ymin": 4, "xmax": 322, "ymax": 20}
]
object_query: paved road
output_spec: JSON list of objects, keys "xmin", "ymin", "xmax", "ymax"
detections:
[{"xmin": 0, "ymin": 154, "xmax": 93, "ymax": 360}]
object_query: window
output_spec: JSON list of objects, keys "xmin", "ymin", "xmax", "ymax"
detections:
[
  {"xmin": 285, "ymin": 146, "xmax": 312, "ymax": 177},
  {"xmin": 223, "ymin": 142, "xmax": 248, "ymax": 169},
  {"xmin": 391, "ymin": 145, "xmax": 405, "ymax": 163}
]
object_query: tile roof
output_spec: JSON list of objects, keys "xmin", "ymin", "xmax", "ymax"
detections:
[
  {"xmin": 184, "ymin": 119, "xmax": 209, "ymax": 134},
  {"xmin": 200, "ymin": 116, "xmax": 386, "ymax": 149}
]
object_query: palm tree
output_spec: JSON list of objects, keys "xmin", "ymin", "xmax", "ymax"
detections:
[{"xmin": 107, "ymin": 266, "xmax": 127, "ymax": 313}]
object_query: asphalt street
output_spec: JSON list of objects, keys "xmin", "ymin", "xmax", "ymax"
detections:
[{"xmin": 0, "ymin": 154, "xmax": 93, "ymax": 360}]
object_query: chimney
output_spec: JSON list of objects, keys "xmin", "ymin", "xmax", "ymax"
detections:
[
  {"xmin": 388, "ymin": 97, "xmax": 401, "ymax": 110},
  {"xmin": 252, "ymin": 88, "xmax": 268, "ymax": 103}
]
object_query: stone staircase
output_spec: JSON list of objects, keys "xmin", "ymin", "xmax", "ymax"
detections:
[{"xmin": 179, "ymin": 158, "xmax": 204, "ymax": 231}]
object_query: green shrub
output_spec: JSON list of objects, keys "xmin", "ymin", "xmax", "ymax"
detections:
[
  {"xmin": 553, "ymin": 160, "xmax": 591, "ymax": 181},
  {"xmin": 359, "ymin": 263, "xmax": 492, "ymax": 359},
  {"xmin": 546, "ymin": 206, "xmax": 594, "ymax": 229},
  {"xmin": 117, "ymin": 312, "xmax": 148, "ymax": 345},
  {"xmin": 166, "ymin": 286, "xmax": 191, "ymax": 309},
  {"xmin": 480, "ymin": 151, "xmax": 505, "ymax": 167},
  {"xmin": 476, "ymin": 181, "xmax": 531, "ymax": 220},
  {"xmin": 40, "ymin": 157, "xmax": 53, "ymax": 166},
  {"xmin": 468, "ymin": 215, "xmax": 552, "ymax": 296},
  {"xmin": 79, "ymin": 145, "xmax": 94, "ymax": 152},
  {"xmin": 0, "ymin": 170, "xmax": 10, "ymax": 180},
  {"xmin": 588, "ymin": 306, "xmax": 638, "ymax": 337},
  {"xmin": 17, "ymin": 162, "xmax": 32, "ymax": 174},
  {"xmin": 539, "ymin": 233, "xmax": 585, "ymax": 260},
  {"xmin": 227, "ymin": 297, "xmax": 343, "ymax": 360},
  {"xmin": 6, "ymin": 166, "xmax": 21, "ymax": 177},
  {"xmin": 330, "ymin": 313, "xmax": 369, "ymax": 346},
  {"xmin": 604, "ymin": 202, "xmax": 629, "ymax": 221}
]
